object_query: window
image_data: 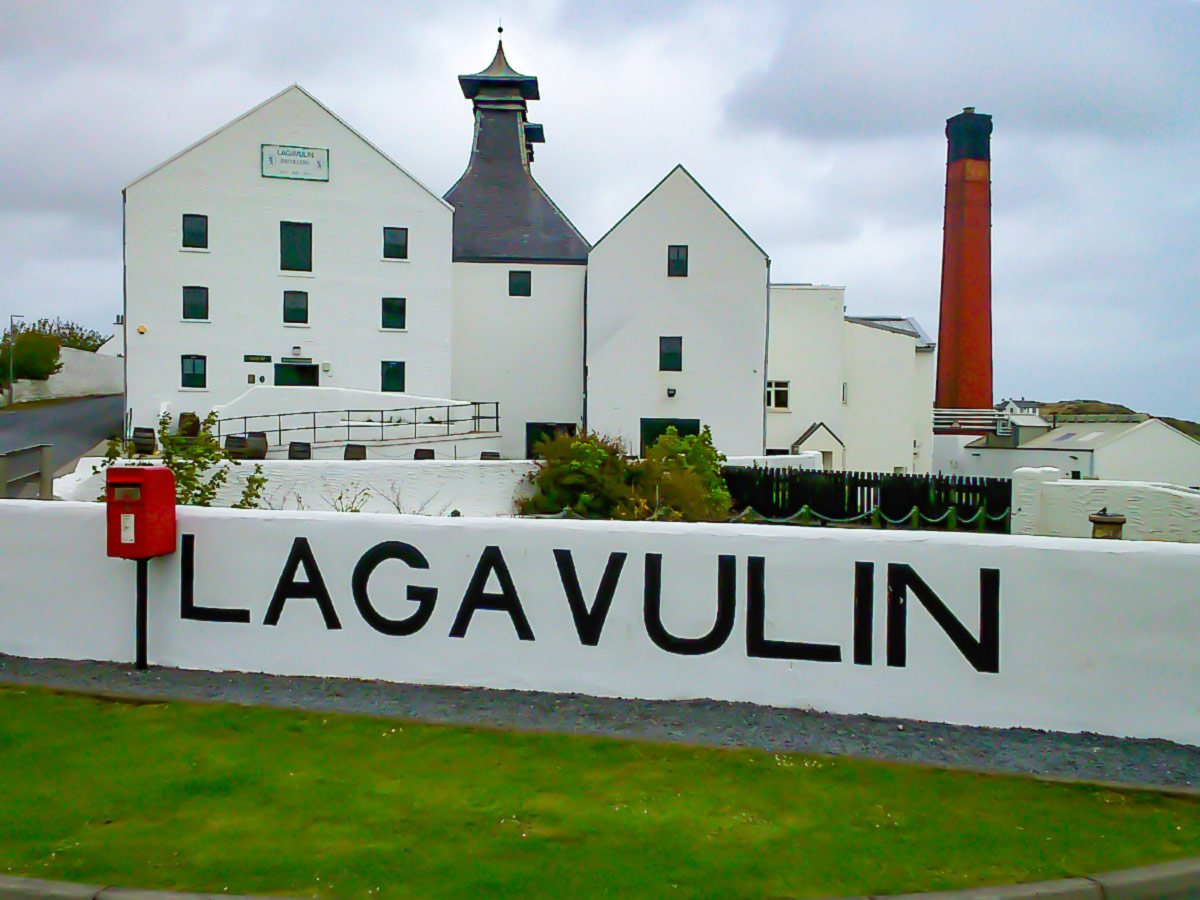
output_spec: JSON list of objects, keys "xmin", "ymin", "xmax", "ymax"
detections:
[
  {"xmin": 766, "ymin": 380, "xmax": 789, "ymax": 410},
  {"xmin": 667, "ymin": 244, "xmax": 688, "ymax": 277},
  {"xmin": 283, "ymin": 290, "xmax": 309, "ymax": 324},
  {"xmin": 842, "ymin": 382, "xmax": 849, "ymax": 404},
  {"xmin": 280, "ymin": 221, "xmax": 312, "ymax": 271},
  {"xmin": 181, "ymin": 286, "xmax": 209, "ymax": 320},
  {"xmin": 380, "ymin": 360, "xmax": 406, "ymax": 392},
  {"xmin": 181, "ymin": 354, "xmax": 206, "ymax": 389},
  {"xmin": 381, "ymin": 297, "xmax": 407, "ymax": 329},
  {"xmin": 509, "ymin": 270, "xmax": 532, "ymax": 297},
  {"xmin": 383, "ymin": 227, "xmax": 408, "ymax": 260},
  {"xmin": 182, "ymin": 214, "xmax": 208, "ymax": 249},
  {"xmin": 659, "ymin": 336, "xmax": 682, "ymax": 371}
]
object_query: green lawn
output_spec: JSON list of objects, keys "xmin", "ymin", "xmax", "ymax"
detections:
[{"xmin": 0, "ymin": 685, "xmax": 1197, "ymax": 900}]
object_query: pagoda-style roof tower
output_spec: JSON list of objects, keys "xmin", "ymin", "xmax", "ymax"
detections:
[{"xmin": 444, "ymin": 36, "xmax": 589, "ymax": 264}]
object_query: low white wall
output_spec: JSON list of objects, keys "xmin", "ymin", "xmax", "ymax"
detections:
[
  {"xmin": 57, "ymin": 459, "xmax": 537, "ymax": 517},
  {"xmin": 1012, "ymin": 467, "xmax": 1200, "ymax": 542},
  {"xmin": 4, "ymin": 348, "xmax": 122, "ymax": 405},
  {"xmin": 725, "ymin": 454, "xmax": 822, "ymax": 471},
  {"xmin": 2, "ymin": 499, "xmax": 1198, "ymax": 744}
]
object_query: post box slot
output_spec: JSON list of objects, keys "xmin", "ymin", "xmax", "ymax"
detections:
[{"xmin": 112, "ymin": 486, "xmax": 142, "ymax": 502}]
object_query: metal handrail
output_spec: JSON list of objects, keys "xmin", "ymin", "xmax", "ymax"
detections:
[
  {"xmin": 214, "ymin": 401, "xmax": 501, "ymax": 448},
  {"xmin": 0, "ymin": 443, "xmax": 53, "ymax": 499}
]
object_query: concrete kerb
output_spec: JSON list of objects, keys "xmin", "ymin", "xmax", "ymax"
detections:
[{"xmin": 2, "ymin": 858, "xmax": 1199, "ymax": 900}]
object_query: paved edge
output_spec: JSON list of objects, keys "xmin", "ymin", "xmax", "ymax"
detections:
[{"xmin": 2, "ymin": 858, "xmax": 1199, "ymax": 900}]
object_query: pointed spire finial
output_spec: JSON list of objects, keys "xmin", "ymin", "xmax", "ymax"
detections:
[{"xmin": 498, "ymin": 18, "xmax": 503, "ymax": 35}]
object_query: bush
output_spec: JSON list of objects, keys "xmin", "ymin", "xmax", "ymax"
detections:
[
  {"xmin": 517, "ymin": 431, "xmax": 639, "ymax": 519},
  {"xmin": 517, "ymin": 426, "xmax": 731, "ymax": 522},
  {"xmin": 95, "ymin": 412, "xmax": 267, "ymax": 508},
  {"xmin": 0, "ymin": 332, "xmax": 63, "ymax": 383},
  {"xmin": 21, "ymin": 317, "xmax": 109, "ymax": 352}
]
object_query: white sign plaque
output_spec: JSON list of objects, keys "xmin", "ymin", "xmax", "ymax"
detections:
[{"xmin": 261, "ymin": 144, "xmax": 329, "ymax": 181}]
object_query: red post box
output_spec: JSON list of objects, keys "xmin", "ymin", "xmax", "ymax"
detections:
[{"xmin": 106, "ymin": 466, "xmax": 177, "ymax": 560}]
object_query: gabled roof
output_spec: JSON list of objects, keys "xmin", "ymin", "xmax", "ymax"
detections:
[
  {"xmin": 1020, "ymin": 417, "xmax": 1200, "ymax": 453},
  {"xmin": 124, "ymin": 84, "xmax": 451, "ymax": 211},
  {"xmin": 792, "ymin": 421, "xmax": 845, "ymax": 449},
  {"xmin": 845, "ymin": 316, "xmax": 936, "ymax": 351},
  {"xmin": 590, "ymin": 164, "xmax": 769, "ymax": 260}
]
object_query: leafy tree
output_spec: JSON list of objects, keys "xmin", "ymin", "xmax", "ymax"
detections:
[
  {"xmin": 20, "ymin": 317, "xmax": 109, "ymax": 352},
  {"xmin": 0, "ymin": 332, "xmax": 63, "ymax": 383},
  {"xmin": 96, "ymin": 412, "xmax": 267, "ymax": 508},
  {"xmin": 633, "ymin": 426, "xmax": 731, "ymax": 521}
]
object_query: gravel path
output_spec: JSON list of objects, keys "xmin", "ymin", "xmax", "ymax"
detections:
[{"xmin": 2, "ymin": 653, "xmax": 1197, "ymax": 792}]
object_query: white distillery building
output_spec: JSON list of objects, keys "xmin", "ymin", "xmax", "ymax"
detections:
[
  {"xmin": 121, "ymin": 39, "xmax": 934, "ymax": 468},
  {"xmin": 765, "ymin": 285, "xmax": 935, "ymax": 472}
]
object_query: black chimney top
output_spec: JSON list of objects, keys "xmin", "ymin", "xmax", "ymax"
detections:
[{"xmin": 946, "ymin": 107, "xmax": 992, "ymax": 163}]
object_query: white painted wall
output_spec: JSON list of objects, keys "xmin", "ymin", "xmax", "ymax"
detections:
[
  {"xmin": 2, "ymin": 500, "xmax": 1199, "ymax": 744},
  {"xmin": 1012, "ymin": 466, "xmax": 1200, "ymax": 542},
  {"xmin": 1095, "ymin": 420, "xmax": 1200, "ymax": 489},
  {"xmin": 725, "ymin": 454, "xmax": 822, "ymax": 471},
  {"xmin": 57, "ymin": 459, "xmax": 535, "ymax": 516},
  {"xmin": 841, "ymin": 322, "xmax": 928, "ymax": 474},
  {"xmin": 939, "ymin": 440, "xmax": 1092, "ymax": 479},
  {"xmin": 765, "ymin": 285, "xmax": 845, "ymax": 454},
  {"xmin": 451, "ymin": 262, "xmax": 585, "ymax": 459},
  {"xmin": 587, "ymin": 166, "xmax": 768, "ymax": 456},
  {"xmin": 124, "ymin": 86, "xmax": 454, "ymax": 432},
  {"xmin": 3, "ymin": 347, "xmax": 123, "ymax": 405}
]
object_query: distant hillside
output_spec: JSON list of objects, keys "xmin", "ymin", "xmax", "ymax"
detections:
[{"xmin": 1036, "ymin": 400, "xmax": 1200, "ymax": 442}]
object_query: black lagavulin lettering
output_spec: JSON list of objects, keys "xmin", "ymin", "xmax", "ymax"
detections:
[
  {"xmin": 449, "ymin": 545, "xmax": 534, "ymax": 640},
  {"xmin": 644, "ymin": 553, "xmax": 735, "ymax": 656},
  {"xmin": 554, "ymin": 549, "xmax": 626, "ymax": 646},
  {"xmin": 745, "ymin": 556, "xmax": 840, "ymax": 661},
  {"xmin": 886, "ymin": 564, "xmax": 999, "ymax": 673},
  {"xmin": 263, "ymin": 537, "xmax": 342, "ymax": 630},
  {"xmin": 180, "ymin": 534, "xmax": 251, "ymax": 623},
  {"xmin": 853, "ymin": 561, "xmax": 873, "ymax": 665},
  {"xmin": 352, "ymin": 541, "xmax": 437, "ymax": 637}
]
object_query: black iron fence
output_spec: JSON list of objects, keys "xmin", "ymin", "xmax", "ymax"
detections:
[{"xmin": 722, "ymin": 467, "xmax": 1012, "ymax": 532}]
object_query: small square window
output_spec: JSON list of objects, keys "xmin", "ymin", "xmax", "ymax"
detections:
[
  {"xmin": 182, "ymin": 214, "xmax": 208, "ymax": 249},
  {"xmin": 380, "ymin": 360, "xmax": 406, "ymax": 392},
  {"xmin": 381, "ymin": 297, "xmax": 407, "ymax": 329},
  {"xmin": 767, "ymin": 380, "xmax": 790, "ymax": 410},
  {"xmin": 280, "ymin": 221, "xmax": 312, "ymax": 272},
  {"xmin": 383, "ymin": 227, "xmax": 409, "ymax": 260},
  {"xmin": 182, "ymin": 286, "xmax": 209, "ymax": 320},
  {"xmin": 509, "ymin": 270, "xmax": 532, "ymax": 297},
  {"xmin": 181, "ymin": 354, "xmax": 206, "ymax": 389},
  {"xmin": 283, "ymin": 290, "xmax": 308, "ymax": 324},
  {"xmin": 667, "ymin": 244, "xmax": 688, "ymax": 277},
  {"xmin": 659, "ymin": 336, "xmax": 682, "ymax": 371}
]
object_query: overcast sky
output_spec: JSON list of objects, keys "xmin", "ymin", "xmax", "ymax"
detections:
[{"xmin": 2, "ymin": 1, "xmax": 1197, "ymax": 417}]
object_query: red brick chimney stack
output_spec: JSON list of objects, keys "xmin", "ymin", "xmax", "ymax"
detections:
[{"xmin": 935, "ymin": 107, "xmax": 993, "ymax": 411}]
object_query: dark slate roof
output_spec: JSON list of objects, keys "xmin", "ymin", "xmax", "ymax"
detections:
[
  {"xmin": 444, "ymin": 44, "xmax": 588, "ymax": 264},
  {"xmin": 845, "ymin": 315, "xmax": 936, "ymax": 351},
  {"xmin": 458, "ymin": 40, "xmax": 539, "ymax": 101}
]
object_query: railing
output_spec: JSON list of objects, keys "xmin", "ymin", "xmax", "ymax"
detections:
[
  {"xmin": 0, "ymin": 444, "xmax": 54, "ymax": 499},
  {"xmin": 933, "ymin": 408, "xmax": 1004, "ymax": 432},
  {"xmin": 214, "ymin": 401, "xmax": 500, "ymax": 449},
  {"xmin": 722, "ymin": 466, "xmax": 1012, "ymax": 533}
]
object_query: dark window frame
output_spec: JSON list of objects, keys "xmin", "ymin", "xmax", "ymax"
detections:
[
  {"xmin": 509, "ymin": 270, "xmax": 532, "ymax": 297},
  {"xmin": 181, "ymin": 354, "xmax": 207, "ymax": 389},
  {"xmin": 767, "ymin": 379, "xmax": 790, "ymax": 410},
  {"xmin": 667, "ymin": 244, "xmax": 688, "ymax": 277},
  {"xmin": 380, "ymin": 360, "xmax": 406, "ymax": 393},
  {"xmin": 383, "ymin": 227, "xmax": 409, "ymax": 260},
  {"xmin": 280, "ymin": 221, "xmax": 313, "ymax": 272},
  {"xmin": 381, "ymin": 297, "xmax": 407, "ymax": 330},
  {"xmin": 182, "ymin": 214, "xmax": 208, "ymax": 249},
  {"xmin": 659, "ymin": 336, "xmax": 683, "ymax": 372},
  {"xmin": 181, "ymin": 286, "xmax": 209, "ymax": 320},
  {"xmin": 283, "ymin": 290, "xmax": 309, "ymax": 325}
]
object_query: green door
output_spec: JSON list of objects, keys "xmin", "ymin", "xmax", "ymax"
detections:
[{"xmin": 274, "ymin": 364, "xmax": 319, "ymax": 387}]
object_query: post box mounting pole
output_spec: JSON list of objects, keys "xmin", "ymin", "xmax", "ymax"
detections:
[{"xmin": 136, "ymin": 559, "xmax": 148, "ymax": 670}]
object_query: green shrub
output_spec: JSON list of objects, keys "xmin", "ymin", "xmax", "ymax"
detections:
[
  {"xmin": 518, "ymin": 426, "xmax": 731, "ymax": 522},
  {"xmin": 95, "ymin": 412, "xmax": 266, "ymax": 508},
  {"xmin": 0, "ymin": 332, "xmax": 63, "ymax": 383},
  {"xmin": 21, "ymin": 317, "xmax": 109, "ymax": 352},
  {"xmin": 516, "ymin": 431, "xmax": 639, "ymax": 519}
]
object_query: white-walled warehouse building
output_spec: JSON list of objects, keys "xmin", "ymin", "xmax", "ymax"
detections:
[{"xmin": 121, "ymin": 40, "xmax": 934, "ymax": 469}]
